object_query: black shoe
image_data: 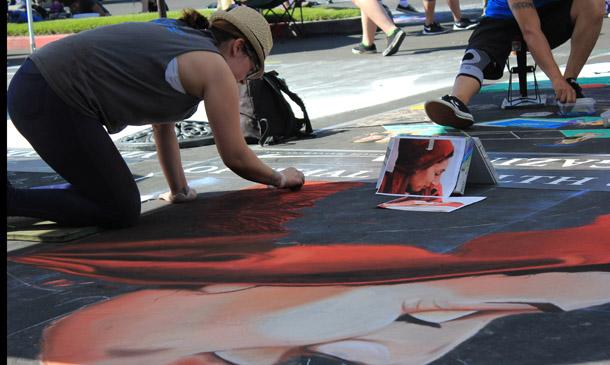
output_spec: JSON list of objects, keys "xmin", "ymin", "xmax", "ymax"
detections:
[
  {"xmin": 383, "ymin": 28, "xmax": 406, "ymax": 56},
  {"xmin": 352, "ymin": 43, "xmax": 377, "ymax": 54},
  {"xmin": 566, "ymin": 78, "xmax": 585, "ymax": 98},
  {"xmin": 453, "ymin": 17, "xmax": 478, "ymax": 31},
  {"xmin": 396, "ymin": 3, "xmax": 418, "ymax": 13},
  {"xmin": 422, "ymin": 22, "xmax": 450, "ymax": 35},
  {"xmin": 424, "ymin": 95, "xmax": 475, "ymax": 129}
]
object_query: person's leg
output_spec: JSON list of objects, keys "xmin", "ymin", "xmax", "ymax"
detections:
[
  {"xmin": 450, "ymin": 0, "xmax": 478, "ymax": 30},
  {"xmin": 7, "ymin": 60, "xmax": 141, "ymax": 228},
  {"xmin": 424, "ymin": 18, "xmax": 514, "ymax": 128},
  {"xmin": 354, "ymin": 0, "xmax": 397, "ymax": 34},
  {"xmin": 423, "ymin": 0, "xmax": 435, "ymax": 25},
  {"xmin": 447, "ymin": 0, "xmax": 461, "ymax": 22},
  {"xmin": 352, "ymin": 0, "xmax": 378, "ymax": 53},
  {"xmin": 422, "ymin": 0, "xmax": 451, "ymax": 34},
  {"xmin": 425, "ymin": 46, "xmax": 496, "ymax": 128},
  {"xmin": 563, "ymin": 0, "xmax": 605, "ymax": 80},
  {"xmin": 451, "ymin": 75, "xmax": 480, "ymax": 105},
  {"xmin": 359, "ymin": 4, "xmax": 378, "ymax": 45},
  {"xmin": 217, "ymin": 0, "xmax": 233, "ymax": 10},
  {"xmin": 352, "ymin": 0, "xmax": 405, "ymax": 56}
]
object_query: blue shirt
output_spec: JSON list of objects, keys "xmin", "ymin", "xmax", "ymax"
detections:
[{"xmin": 485, "ymin": 0, "xmax": 559, "ymax": 19}]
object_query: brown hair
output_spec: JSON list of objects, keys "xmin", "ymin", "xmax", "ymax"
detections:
[
  {"xmin": 395, "ymin": 139, "xmax": 454, "ymax": 173},
  {"xmin": 177, "ymin": 8, "xmax": 209, "ymax": 30},
  {"xmin": 177, "ymin": 8, "xmax": 249, "ymax": 46}
]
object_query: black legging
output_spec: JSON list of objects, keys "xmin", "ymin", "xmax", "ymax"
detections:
[{"xmin": 7, "ymin": 59, "xmax": 141, "ymax": 228}]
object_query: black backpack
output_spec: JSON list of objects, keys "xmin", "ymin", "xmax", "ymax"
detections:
[{"xmin": 240, "ymin": 71, "xmax": 314, "ymax": 146}]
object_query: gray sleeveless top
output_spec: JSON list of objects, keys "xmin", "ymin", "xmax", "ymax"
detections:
[{"xmin": 30, "ymin": 19, "xmax": 220, "ymax": 133}]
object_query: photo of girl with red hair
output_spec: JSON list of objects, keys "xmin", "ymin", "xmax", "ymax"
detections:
[{"xmin": 378, "ymin": 138, "xmax": 456, "ymax": 196}]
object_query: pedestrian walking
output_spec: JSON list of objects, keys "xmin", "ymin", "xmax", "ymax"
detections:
[
  {"xmin": 422, "ymin": 0, "xmax": 479, "ymax": 35},
  {"xmin": 352, "ymin": 0, "xmax": 407, "ymax": 56}
]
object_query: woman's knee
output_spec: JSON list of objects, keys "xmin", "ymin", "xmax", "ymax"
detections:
[
  {"xmin": 102, "ymin": 193, "xmax": 141, "ymax": 229},
  {"xmin": 104, "ymin": 204, "xmax": 140, "ymax": 228},
  {"xmin": 122, "ymin": 199, "xmax": 141, "ymax": 227}
]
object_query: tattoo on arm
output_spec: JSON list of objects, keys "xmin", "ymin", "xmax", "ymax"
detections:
[{"xmin": 510, "ymin": 1, "xmax": 535, "ymax": 10}]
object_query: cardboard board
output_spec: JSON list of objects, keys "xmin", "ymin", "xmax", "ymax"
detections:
[
  {"xmin": 376, "ymin": 136, "xmax": 497, "ymax": 198},
  {"xmin": 7, "ymin": 220, "xmax": 100, "ymax": 243}
]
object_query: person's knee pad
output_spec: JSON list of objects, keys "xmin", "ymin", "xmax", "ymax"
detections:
[{"xmin": 457, "ymin": 49, "xmax": 490, "ymax": 85}]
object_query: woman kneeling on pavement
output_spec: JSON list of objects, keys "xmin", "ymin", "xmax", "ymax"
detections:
[{"xmin": 7, "ymin": 6, "xmax": 305, "ymax": 228}]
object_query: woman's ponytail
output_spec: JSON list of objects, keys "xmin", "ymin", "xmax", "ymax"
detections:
[{"xmin": 178, "ymin": 8, "xmax": 209, "ymax": 30}]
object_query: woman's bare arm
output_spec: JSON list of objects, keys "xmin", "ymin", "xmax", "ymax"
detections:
[{"xmin": 178, "ymin": 51, "xmax": 304, "ymax": 188}]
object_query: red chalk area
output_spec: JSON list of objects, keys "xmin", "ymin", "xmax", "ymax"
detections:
[
  {"xmin": 10, "ymin": 182, "xmax": 610, "ymax": 286},
  {"xmin": 42, "ymin": 279, "xmax": 75, "ymax": 287},
  {"xmin": 7, "ymin": 34, "xmax": 69, "ymax": 52},
  {"xmin": 581, "ymin": 84, "xmax": 608, "ymax": 89}
]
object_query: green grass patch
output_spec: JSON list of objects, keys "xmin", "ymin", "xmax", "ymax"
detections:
[{"xmin": 7, "ymin": 7, "xmax": 360, "ymax": 36}]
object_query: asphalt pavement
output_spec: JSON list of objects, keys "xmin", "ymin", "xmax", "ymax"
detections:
[
  {"xmin": 6, "ymin": 10, "xmax": 610, "ymax": 365},
  {"xmin": 101, "ymin": 0, "xmax": 484, "ymax": 16}
]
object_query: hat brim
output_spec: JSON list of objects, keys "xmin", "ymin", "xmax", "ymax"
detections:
[{"xmin": 210, "ymin": 10, "xmax": 266, "ymax": 79}]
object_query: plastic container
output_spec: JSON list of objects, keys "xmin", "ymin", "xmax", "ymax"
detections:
[
  {"xmin": 601, "ymin": 109, "xmax": 610, "ymax": 128},
  {"xmin": 557, "ymin": 97, "xmax": 596, "ymax": 117}
]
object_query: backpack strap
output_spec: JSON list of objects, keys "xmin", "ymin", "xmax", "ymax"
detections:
[{"xmin": 265, "ymin": 71, "xmax": 313, "ymax": 134}]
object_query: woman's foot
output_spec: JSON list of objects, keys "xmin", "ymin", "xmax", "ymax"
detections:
[
  {"xmin": 352, "ymin": 43, "xmax": 377, "ymax": 54},
  {"xmin": 383, "ymin": 28, "xmax": 406, "ymax": 56}
]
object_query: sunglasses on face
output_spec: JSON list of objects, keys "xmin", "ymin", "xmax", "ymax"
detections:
[{"xmin": 242, "ymin": 42, "xmax": 260, "ymax": 80}]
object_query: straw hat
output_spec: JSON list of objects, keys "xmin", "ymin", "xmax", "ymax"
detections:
[{"xmin": 210, "ymin": 6, "xmax": 272, "ymax": 79}]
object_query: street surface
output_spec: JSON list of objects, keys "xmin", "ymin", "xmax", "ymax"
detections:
[{"xmin": 6, "ymin": 10, "xmax": 610, "ymax": 365}]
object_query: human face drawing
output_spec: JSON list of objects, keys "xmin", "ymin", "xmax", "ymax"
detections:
[
  {"xmin": 37, "ymin": 272, "xmax": 610, "ymax": 365},
  {"xmin": 407, "ymin": 158, "xmax": 449, "ymax": 193}
]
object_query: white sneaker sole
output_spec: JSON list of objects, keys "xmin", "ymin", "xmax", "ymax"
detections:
[
  {"xmin": 453, "ymin": 23, "xmax": 478, "ymax": 31},
  {"xmin": 422, "ymin": 29, "xmax": 451, "ymax": 36},
  {"xmin": 352, "ymin": 49, "xmax": 377, "ymax": 54},
  {"xmin": 424, "ymin": 99, "xmax": 474, "ymax": 129}
]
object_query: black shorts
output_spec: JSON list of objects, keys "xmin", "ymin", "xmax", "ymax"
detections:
[{"xmin": 467, "ymin": 0, "xmax": 573, "ymax": 80}]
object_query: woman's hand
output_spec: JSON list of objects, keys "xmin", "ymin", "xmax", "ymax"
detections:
[
  {"xmin": 273, "ymin": 168, "xmax": 305, "ymax": 191},
  {"xmin": 160, "ymin": 186, "xmax": 197, "ymax": 203},
  {"xmin": 182, "ymin": 53, "xmax": 305, "ymax": 192}
]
